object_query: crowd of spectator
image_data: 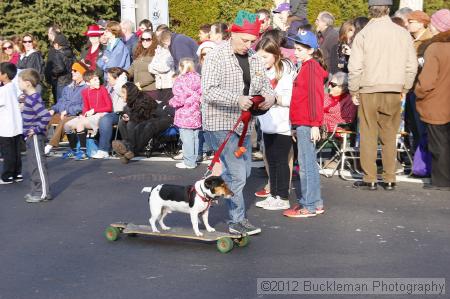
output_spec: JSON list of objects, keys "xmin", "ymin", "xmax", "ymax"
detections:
[{"xmin": 1, "ymin": 1, "xmax": 449, "ymax": 233}]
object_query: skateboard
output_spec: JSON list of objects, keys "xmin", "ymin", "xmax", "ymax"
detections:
[{"xmin": 104, "ymin": 222, "xmax": 250, "ymax": 253}]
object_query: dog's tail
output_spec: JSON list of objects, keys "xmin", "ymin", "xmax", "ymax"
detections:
[{"xmin": 141, "ymin": 186, "xmax": 154, "ymax": 194}]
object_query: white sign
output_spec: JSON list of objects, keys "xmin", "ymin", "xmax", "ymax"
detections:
[
  {"xmin": 149, "ymin": 0, "xmax": 169, "ymax": 30},
  {"xmin": 399, "ymin": 0, "xmax": 423, "ymax": 11},
  {"xmin": 120, "ymin": 0, "xmax": 136, "ymax": 30}
]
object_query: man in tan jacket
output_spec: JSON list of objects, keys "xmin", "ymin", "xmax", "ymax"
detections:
[
  {"xmin": 415, "ymin": 9, "xmax": 450, "ymax": 191},
  {"xmin": 348, "ymin": 0, "xmax": 418, "ymax": 191}
]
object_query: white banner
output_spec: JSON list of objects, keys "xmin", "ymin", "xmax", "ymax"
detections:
[
  {"xmin": 120, "ymin": 0, "xmax": 136, "ymax": 30},
  {"xmin": 149, "ymin": 0, "xmax": 169, "ymax": 30},
  {"xmin": 399, "ymin": 0, "xmax": 423, "ymax": 11}
]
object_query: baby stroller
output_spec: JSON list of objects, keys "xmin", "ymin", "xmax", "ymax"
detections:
[{"xmin": 144, "ymin": 125, "xmax": 181, "ymax": 158}]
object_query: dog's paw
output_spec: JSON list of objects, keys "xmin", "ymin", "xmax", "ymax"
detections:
[
  {"xmin": 206, "ymin": 227, "xmax": 216, "ymax": 232},
  {"xmin": 151, "ymin": 229, "xmax": 160, "ymax": 233},
  {"xmin": 195, "ymin": 231, "xmax": 204, "ymax": 237},
  {"xmin": 161, "ymin": 226, "xmax": 171, "ymax": 230}
]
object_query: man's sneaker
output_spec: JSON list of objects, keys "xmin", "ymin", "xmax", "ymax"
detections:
[
  {"xmin": 263, "ymin": 196, "xmax": 290, "ymax": 210},
  {"xmin": 14, "ymin": 174, "xmax": 23, "ymax": 182},
  {"xmin": 62, "ymin": 149, "xmax": 76, "ymax": 159},
  {"xmin": 240, "ymin": 219, "xmax": 261, "ymax": 235},
  {"xmin": 172, "ymin": 152, "xmax": 183, "ymax": 160},
  {"xmin": 255, "ymin": 188, "xmax": 270, "ymax": 197},
  {"xmin": 255, "ymin": 195, "xmax": 277, "ymax": 208},
  {"xmin": 25, "ymin": 194, "xmax": 53, "ymax": 203},
  {"xmin": 283, "ymin": 206, "xmax": 317, "ymax": 218},
  {"xmin": 175, "ymin": 162, "xmax": 196, "ymax": 169},
  {"xmin": 44, "ymin": 144, "xmax": 53, "ymax": 155},
  {"xmin": 229, "ymin": 219, "xmax": 261, "ymax": 235},
  {"xmin": 74, "ymin": 151, "xmax": 88, "ymax": 161},
  {"xmin": 91, "ymin": 150, "xmax": 109, "ymax": 159},
  {"xmin": 0, "ymin": 177, "xmax": 14, "ymax": 184}
]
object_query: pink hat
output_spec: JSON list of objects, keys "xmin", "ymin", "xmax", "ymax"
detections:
[
  {"xmin": 84, "ymin": 24, "xmax": 104, "ymax": 37},
  {"xmin": 431, "ymin": 9, "xmax": 450, "ymax": 33}
]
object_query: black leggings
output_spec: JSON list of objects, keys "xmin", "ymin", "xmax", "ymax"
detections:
[{"xmin": 263, "ymin": 133, "xmax": 293, "ymax": 199}]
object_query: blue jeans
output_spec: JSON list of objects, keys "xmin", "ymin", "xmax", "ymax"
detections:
[
  {"xmin": 179, "ymin": 128, "xmax": 200, "ymax": 168},
  {"xmin": 98, "ymin": 112, "xmax": 119, "ymax": 152},
  {"xmin": 205, "ymin": 131, "xmax": 252, "ymax": 224},
  {"xmin": 296, "ymin": 126, "xmax": 323, "ymax": 212},
  {"xmin": 198, "ymin": 130, "xmax": 212, "ymax": 155}
]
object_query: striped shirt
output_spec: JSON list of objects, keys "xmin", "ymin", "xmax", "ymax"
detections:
[
  {"xmin": 201, "ymin": 40, "xmax": 274, "ymax": 134},
  {"xmin": 22, "ymin": 92, "xmax": 51, "ymax": 136}
]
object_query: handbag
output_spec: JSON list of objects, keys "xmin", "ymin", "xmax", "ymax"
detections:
[{"xmin": 412, "ymin": 134, "xmax": 431, "ymax": 177}]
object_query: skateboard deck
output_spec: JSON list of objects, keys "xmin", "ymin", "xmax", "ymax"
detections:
[{"xmin": 105, "ymin": 222, "xmax": 250, "ymax": 253}]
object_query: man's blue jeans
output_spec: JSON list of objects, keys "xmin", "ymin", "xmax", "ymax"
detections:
[
  {"xmin": 179, "ymin": 128, "xmax": 200, "ymax": 168},
  {"xmin": 296, "ymin": 126, "xmax": 323, "ymax": 212},
  {"xmin": 205, "ymin": 130, "xmax": 252, "ymax": 224},
  {"xmin": 98, "ymin": 112, "xmax": 119, "ymax": 152}
]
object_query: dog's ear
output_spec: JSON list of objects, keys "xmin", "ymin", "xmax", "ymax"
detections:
[
  {"xmin": 204, "ymin": 176, "xmax": 214, "ymax": 190},
  {"xmin": 204, "ymin": 176, "xmax": 223, "ymax": 193}
]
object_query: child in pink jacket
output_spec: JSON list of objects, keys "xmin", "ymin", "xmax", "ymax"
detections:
[{"xmin": 169, "ymin": 58, "xmax": 202, "ymax": 169}]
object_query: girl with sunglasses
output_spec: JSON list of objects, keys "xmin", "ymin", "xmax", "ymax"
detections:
[
  {"xmin": 17, "ymin": 34, "xmax": 44, "ymax": 78},
  {"xmin": 127, "ymin": 30, "xmax": 157, "ymax": 96},
  {"xmin": 1, "ymin": 40, "xmax": 20, "ymax": 65}
]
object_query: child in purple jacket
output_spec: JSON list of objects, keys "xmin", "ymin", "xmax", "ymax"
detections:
[{"xmin": 169, "ymin": 58, "xmax": 202, "ymax": 169}]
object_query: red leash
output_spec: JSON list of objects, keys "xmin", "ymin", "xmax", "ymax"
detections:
[{"xmin": 204, "ymin": 95, "xmax": 265, "ymax": 178}]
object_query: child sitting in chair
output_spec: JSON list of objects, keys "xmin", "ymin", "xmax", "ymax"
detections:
[{"xmin": 63, "ymin": 70, "xmax": 112, "ymax": 160}]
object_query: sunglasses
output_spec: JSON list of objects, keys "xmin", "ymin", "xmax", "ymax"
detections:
[
  {"xmin": 22, "ymin": 40, "xmax": 33, "ymax": 44},
  {"xmin": 2, "ymin": 45, "xmax": 13, "ymax": 50},
  {"xmin": 329, "ymin": 82, "xmax": 339, "ymax": 88},
  {"xmin": 141, "ymin": 38, "xmax": 152, "ymax": 42}
]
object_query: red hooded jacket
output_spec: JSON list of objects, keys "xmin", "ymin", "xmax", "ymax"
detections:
[{"xmin": 290, "ymin": 59, "xmax": 328, "ymax": 127}]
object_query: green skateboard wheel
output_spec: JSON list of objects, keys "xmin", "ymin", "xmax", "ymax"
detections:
[
  {"xmin": 216, "ymin": 237, "xmax": 234, "ymax": 253},
  {"xmin": 105, "ymin": 226, "xmax": 121, "ymax": 241},
  {"xmin": 235, "ymin": 235, "xmax": 250, "ymax": 247}
]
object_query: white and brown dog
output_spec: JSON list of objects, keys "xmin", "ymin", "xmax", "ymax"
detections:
[{"xmin": 141, "ymin": 176, "xmax": 233, "ymax": 237}]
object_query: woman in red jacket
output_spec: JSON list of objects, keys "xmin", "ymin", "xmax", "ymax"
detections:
[
  {"xmin": 284, "ymin": 31, "xmax": 329, "ymax": 218},
  {"xmin": 63, "ymin": 70, "xmax": 112, "ymax": 160}
]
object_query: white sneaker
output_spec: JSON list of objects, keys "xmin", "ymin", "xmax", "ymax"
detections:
[
  {"xmin": 172, "ymin": 152, "xmax": 183, "ymax": 160},
  {"xmin": 44, "ymin": 144, "xmax": 53, "ymax": 155},
  {"xmin": 255, "ymin": 195, "xmax": 277, "ymax": 208},
  {"xmin": 263, "ymin": 196, "xmax": 290, "ymax": 210},
  {"xmin": 175, "ymin": 162, "xmax": 196, "ymax": 169},
  {"xmin": 91, "ymin": 150, "xmax": 109, "ymax": 159}
]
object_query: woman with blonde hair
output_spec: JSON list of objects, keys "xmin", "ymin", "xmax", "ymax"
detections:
[{"xmin": 148, "ymin": 30, "xmax": 175, "ymax": 108}]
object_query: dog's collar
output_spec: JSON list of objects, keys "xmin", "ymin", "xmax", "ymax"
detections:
[{"xmin": 193, "ymin": 184, "xmax": 214, "ymax": 203}]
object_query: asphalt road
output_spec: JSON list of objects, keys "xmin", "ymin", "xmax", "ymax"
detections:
[{"xmin": 1, "ymin": 156, "xmax": 449, "ymax": 299}]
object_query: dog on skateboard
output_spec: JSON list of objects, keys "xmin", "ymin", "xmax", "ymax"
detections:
[{"xmin": 141, "ymin": 176, "xmax": 233, "ymax": 237}]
